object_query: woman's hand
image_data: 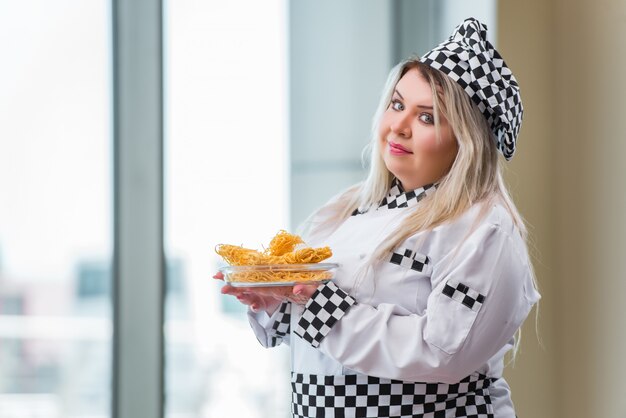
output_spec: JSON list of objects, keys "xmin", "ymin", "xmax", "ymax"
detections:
[
  {"xmin": 291, "ymin": 283, "xmax": 319, "ymax": 304},
  {"xmin": 214, "ymin": 272, "xmax": 321, "ymax": 310},
  {"xmin": 213, "ymin": 271, "xmax": 284, "ymax": 314}
]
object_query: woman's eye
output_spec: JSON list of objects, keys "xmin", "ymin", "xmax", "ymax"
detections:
[
  {"xmin": 419, "ymin": 113, "xmax": 434, "ymax": 124},
  {"xmin": 391, "ymin": 100, "xmax": 405, "ymax": 111}
]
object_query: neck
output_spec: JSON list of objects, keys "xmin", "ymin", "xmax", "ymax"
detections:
[{"xmin": 397, "ymin": 177, "xmax": 435, "ymax": 192}]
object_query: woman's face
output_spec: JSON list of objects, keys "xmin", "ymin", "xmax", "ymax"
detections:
[{"xmin": 379, "ymin": 67, "xmax": 458, "ymax": 191}]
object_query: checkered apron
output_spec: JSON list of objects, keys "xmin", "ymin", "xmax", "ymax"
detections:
[{"xmin": 291, "ymin": 372, "xmax": 494, "ymax": 418}]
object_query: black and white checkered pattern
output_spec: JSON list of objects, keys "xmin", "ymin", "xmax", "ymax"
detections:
[
  {"xmin": 291, "ymin": 372, "xmax": 494, "ymax": 418},
  {"xmin": 352, "ymin": 179, "xmax": 437, "ymax": 216},
  {"xmin": 269, "ymin": 301, "xmax": 291, "ymax": 347},
  {"xmin": 294, "ymin": 282, "xmax": 356, "ymax": 348},
  {"xmin": 421, "ymin": 18, "xmax": 523, "ymax": 160},
  {"xmin": 442, "ymin": 281, "xmax": 486, "ymax": 312},
  {"xmin": 390, "ymin": 248, "xmax": 430, "ymax": 273},
  {"xmin": 378, "ymin": 179, "xmax": 437, "ymax": 210}
]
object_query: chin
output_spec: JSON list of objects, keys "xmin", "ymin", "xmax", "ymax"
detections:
[{"xmin": 383, "ymin": 159, "xmax": 407, "ymax": 179}]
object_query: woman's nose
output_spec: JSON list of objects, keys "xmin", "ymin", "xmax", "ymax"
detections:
[{"xmin": 390, "ymin": 113, "xmax": 411, "ymax": 137}]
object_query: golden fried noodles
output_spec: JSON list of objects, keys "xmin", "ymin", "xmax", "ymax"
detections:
[
  {"xmin": 215, "ymin": 230, "xmax": 332, "ymax": 284},
  {"xmin": 266, "ymin": 230, "xmax": 304, "ymax": 256}
]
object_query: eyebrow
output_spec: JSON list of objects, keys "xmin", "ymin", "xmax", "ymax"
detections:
[{"xmin": 394, "ymin": 89, "xmax": 433, "ymax": 109}]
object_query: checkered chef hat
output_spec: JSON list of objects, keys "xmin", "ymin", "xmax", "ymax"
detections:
[{"xmin": 421, "ymin": 17, "xmax": 522, "ymax": 160}]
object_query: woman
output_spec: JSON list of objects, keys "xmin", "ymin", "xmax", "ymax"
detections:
[{"xmin": 216, "ymin": 18, "xmax": 539, "ymax": 418}]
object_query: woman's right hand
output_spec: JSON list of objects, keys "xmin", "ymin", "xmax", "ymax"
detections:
[{"xmin": 213, "ymin": 271, "xmax": 284, "ymax": 314}]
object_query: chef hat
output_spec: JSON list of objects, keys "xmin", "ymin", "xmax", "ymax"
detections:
[{"xmin": 420, "ymin": 17, "xmax": 522, "ymax": 160}]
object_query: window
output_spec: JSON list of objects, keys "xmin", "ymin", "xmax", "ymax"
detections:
[
  {"xmin": 164, "ymin": 1, "xmax": 290, "ymax": 416},
  {"xmin": 0, "ymin": 1, "xmax": 496, "ymax": 416},
  {"xmin": 0, "ymin": 1, "xmax": 112, "ymax": 416}
]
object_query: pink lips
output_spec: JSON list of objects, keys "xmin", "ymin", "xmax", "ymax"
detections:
[{"xmin": 388, "ymin": 141, "xmax": 413, "ymax": 155}]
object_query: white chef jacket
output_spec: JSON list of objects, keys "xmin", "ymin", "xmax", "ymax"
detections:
[{"xmin": 248, "ymin": 180, "xmax": 540, "ymax": 418}]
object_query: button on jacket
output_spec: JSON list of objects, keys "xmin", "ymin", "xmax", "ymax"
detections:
[{"xmin": 248, "ymin": 180, "xmax": 540, "ymax": 418}]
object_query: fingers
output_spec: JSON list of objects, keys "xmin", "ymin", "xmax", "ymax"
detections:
[
  {"xmin": 213, "ymin": 271, "xmax": 224, "ymax": 280},
  {"xmin": 220, "ymin": 284, "xmax": 248, "ymax": 297},
  {"xmin": 235, "ymin": 293, "xmax": 269, "ymax": 313},
  {"xmin": 287, "ymin": 284, "xmax": 320, "ymax": 305},
  {"xmin": 223, "ymin": 286, "xmax": 256, "ymax": 307},
  {"xmin": 236, "ymin": 293, "xmax": 256, "ymax": 306},
  {"xmin": 221, "ymin": 285, "xmax": 260, "ymax": 306},
  {"xmin": 292, "ymin": 284, "xmax": 318, "ymax": 299},
  {"xmin": 219, "ymin": 282, "xmax": 290, "ymax": 313}
]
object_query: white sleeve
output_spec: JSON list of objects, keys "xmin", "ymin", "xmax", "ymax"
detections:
[
  {"xmin": 247, "ymin": 301, "xmax": 291, "ymax": 348},
  {"xmin": 293, "ymin": 223, "xmax": 540, "ymax": 383}
]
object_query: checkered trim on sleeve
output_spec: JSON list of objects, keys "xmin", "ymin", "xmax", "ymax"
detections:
[
  {"xmin": 268, "ymin": 301, "xmax": 291, "ymax": 347},
  {"xmin": 442, "ymin": 281, "xmax": 486, "ymax": 312},
  {"xmin": 294, "ymin": 282, "xmax": 356, "ymax": 348},
  {"xmin": 389, "ymin": 248, "xmax": 430, "ymax": 273}
]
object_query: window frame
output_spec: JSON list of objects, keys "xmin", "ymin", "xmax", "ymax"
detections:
[{"xmin": 112, "ymin": 0, "xmax": 165, "ymax": 417}]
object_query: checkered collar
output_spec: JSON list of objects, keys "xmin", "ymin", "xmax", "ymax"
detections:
[
  {"xmin": 352, "ymin": 179, "xmax": 437, "ymax": 216},
  {"xmin": 378, "ymin": 178, "xmax": 437, "ymax": 210}
]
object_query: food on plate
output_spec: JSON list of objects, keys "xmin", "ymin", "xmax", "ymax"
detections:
[{"xmin": 216, "ymin": 230, "xmax": 334, "ymax": 284}]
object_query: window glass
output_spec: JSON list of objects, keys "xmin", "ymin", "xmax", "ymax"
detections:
[
  {"xmin": 0, "ymin": 1, "xmax": 112, "ymax": 417},
  {"xmin": 164, "ymin": 1, "xmax": 290, "ymax": 416}
]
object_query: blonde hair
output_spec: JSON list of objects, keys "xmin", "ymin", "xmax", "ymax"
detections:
[{"xmin": 306, "ymin": 58, "xmax": 528, "ymax": 257}]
